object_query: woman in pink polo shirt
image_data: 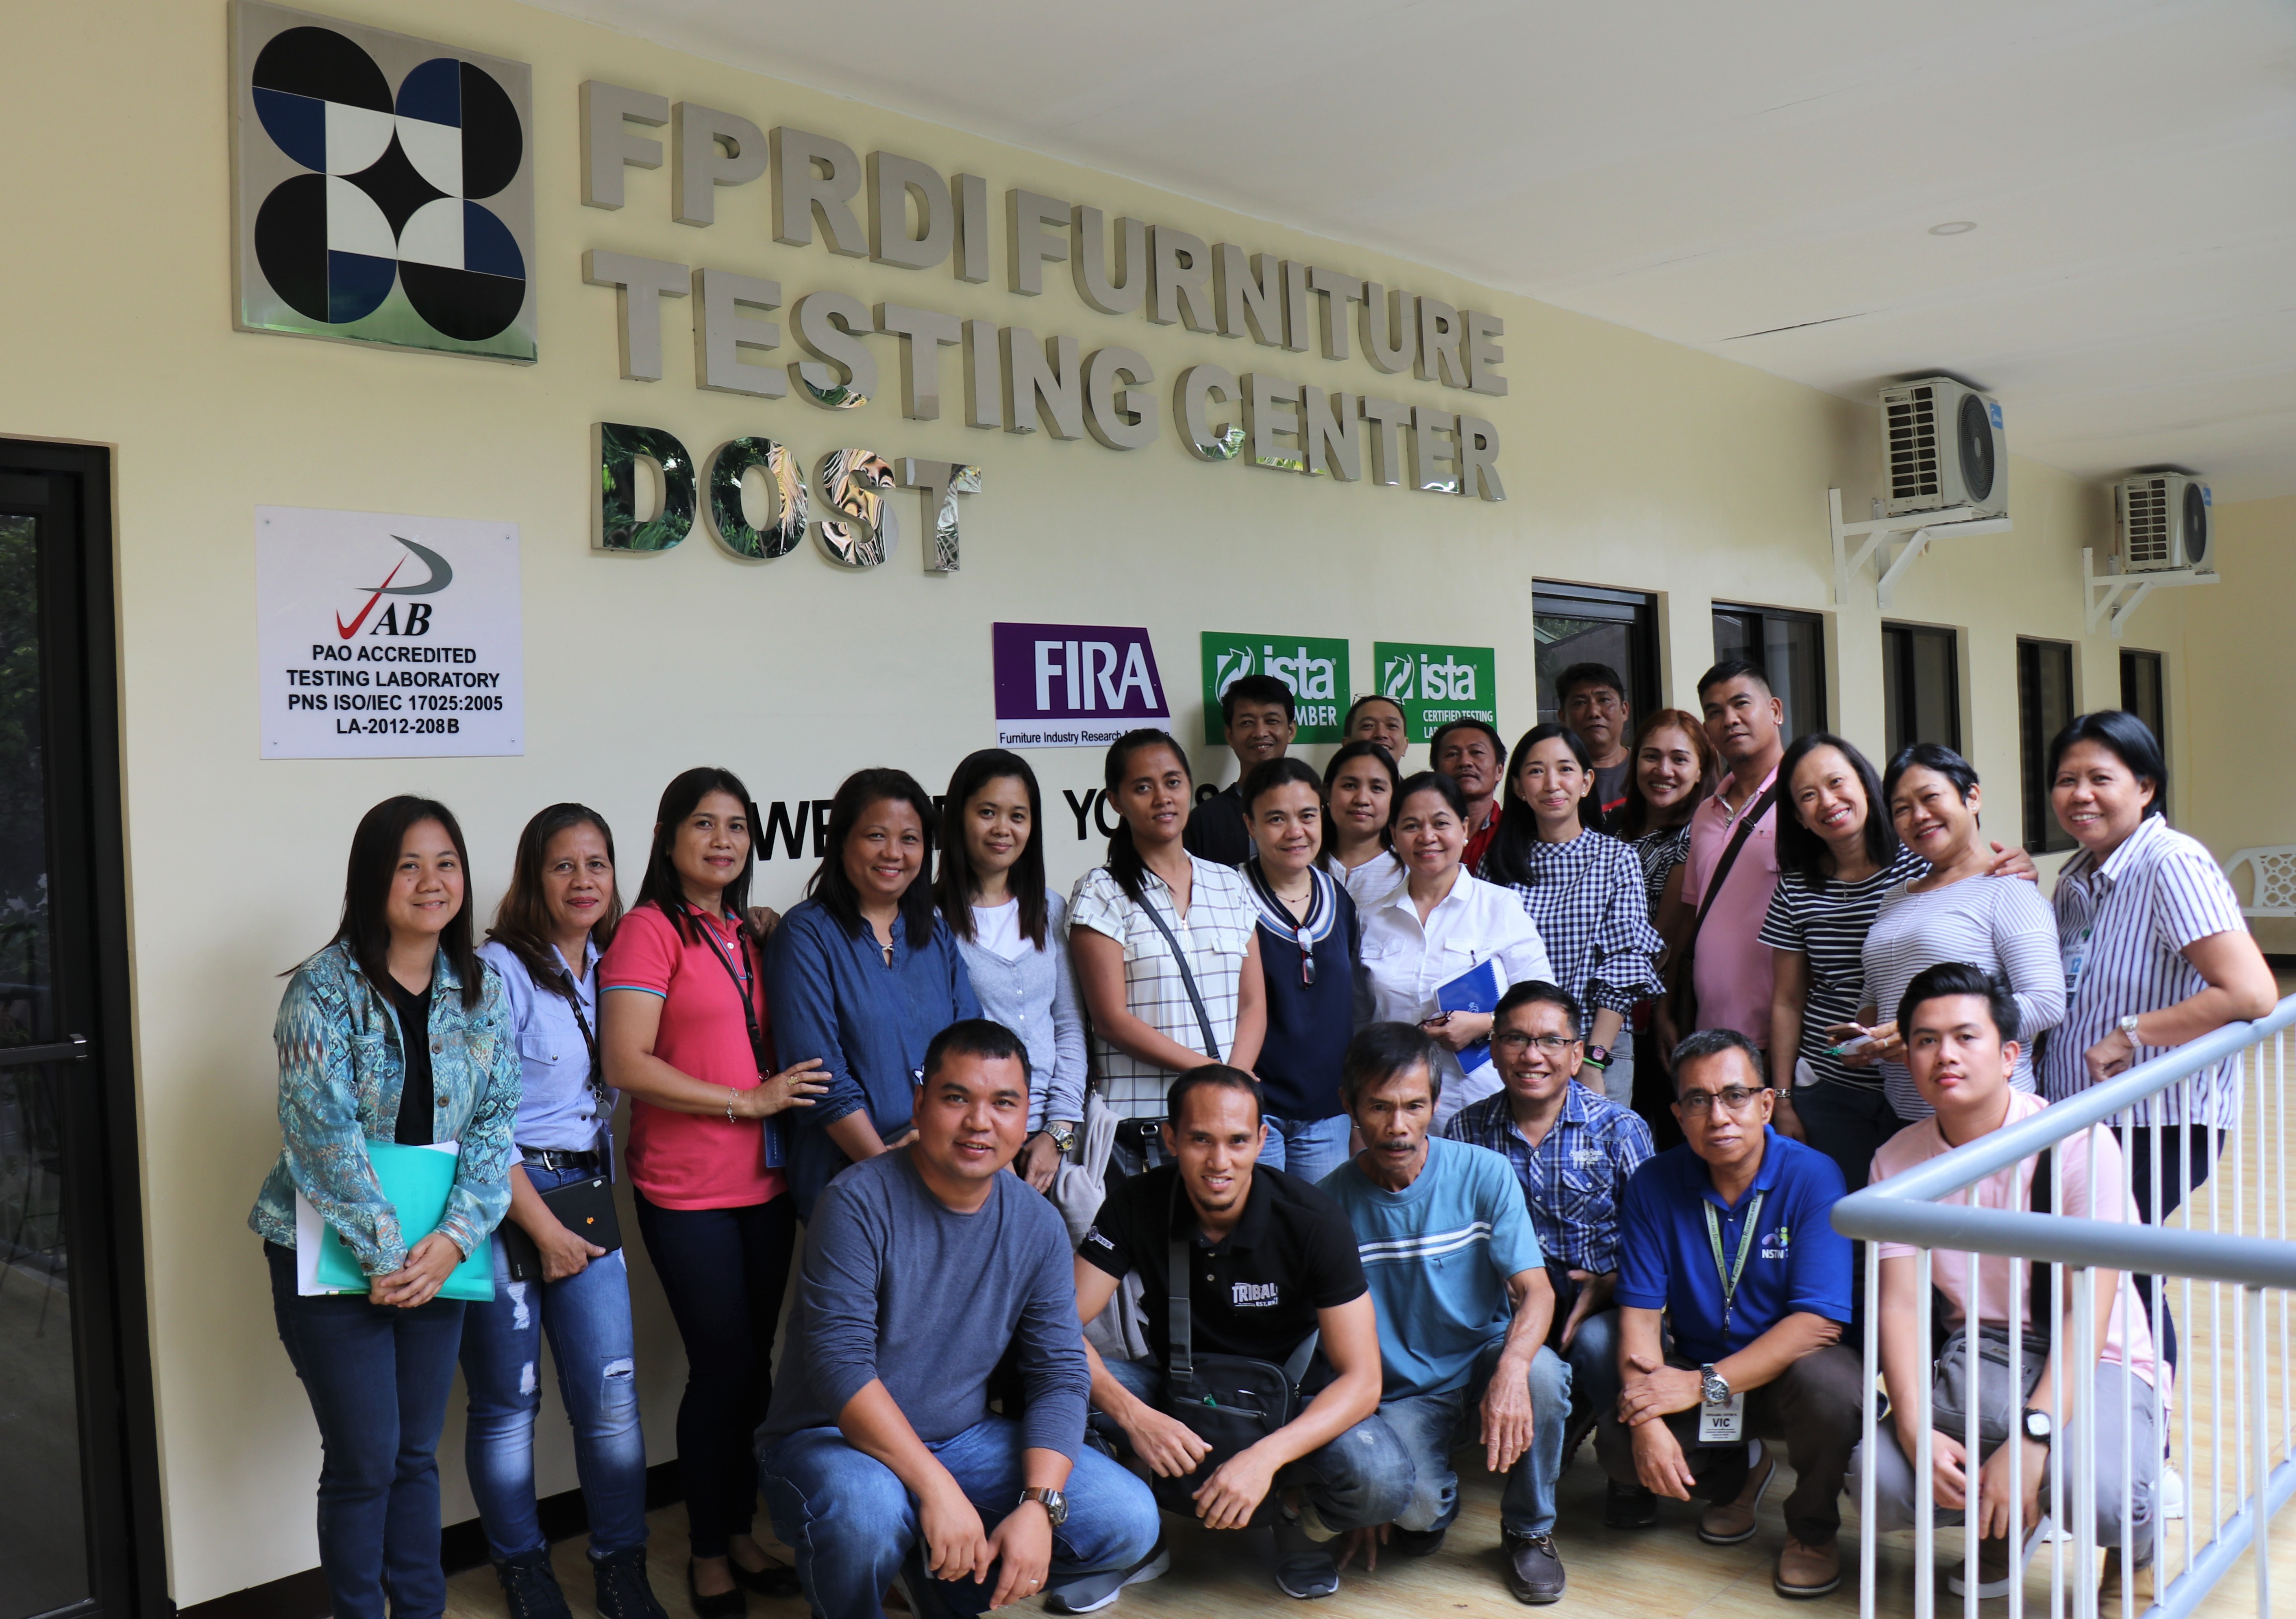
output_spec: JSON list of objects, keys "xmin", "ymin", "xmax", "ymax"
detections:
[{"xmin": 600, "ymin": 767, "xmax": 826, "ymax": 1615}]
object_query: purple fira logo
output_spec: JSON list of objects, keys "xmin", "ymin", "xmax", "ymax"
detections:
[{"xmin": 992, "ymin": 622, "xmax": 1169, "ymax": 749}]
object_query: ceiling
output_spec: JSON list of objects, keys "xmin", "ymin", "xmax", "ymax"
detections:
[{"xmin": 534, "ymin": 0, "xmax": 2296, "ymax": 501}]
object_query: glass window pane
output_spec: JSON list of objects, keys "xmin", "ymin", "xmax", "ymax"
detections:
[
  {"xmin": 2017, "ymin": 638, "xmax": 2077, "ymax": 854},
  {"xmin": 1532, "ymin": 584, "xmax": 1656, "ymax": 737},
  {"xmin": 1712, "ymin": 605, "xmax": 1824, "ymax": 742}
]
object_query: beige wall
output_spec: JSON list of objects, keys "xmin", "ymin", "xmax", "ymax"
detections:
[
  {"xmin": 2183, "ymin": 495, "xmax": 2296, "ymax": 950},
  {"xmin": 0, "ymin": 0, "xmax": 2203, "ymax": 1602}
]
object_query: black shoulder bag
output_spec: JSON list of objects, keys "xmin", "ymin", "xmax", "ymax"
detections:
[
  {"xmin": 1151, "ymin": 1183, "xmax": 1322, "ymax": 1524},
  {"xmin": 1667, "ymin": 781, "xmax": 1782, "ymax": 1033},
  {"xmin": 1929, "ymin": 1148, "xmax": 2056, "ymax": 1443}
]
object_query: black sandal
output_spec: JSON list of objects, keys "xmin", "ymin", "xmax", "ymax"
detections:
[{"xmin": 686, "ymin": 1560, "xmax": 746, "ymax": 1618}]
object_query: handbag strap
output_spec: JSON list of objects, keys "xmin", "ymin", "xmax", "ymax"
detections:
[
  {"xmin": 1163, "ymin": 1179, "xmax": 1321, "ymax": 1389},
  {"xmin": 1136, "ymin": 882, "xmax": 1222, "ymax": 1060},
  {"xmin": 2028, "ymin": 1146, "xmax": 2053, "ymax": 1354},
  {"xmin": 1685, "ymin": 780, "xmax": 1782, "ymax": 952}
]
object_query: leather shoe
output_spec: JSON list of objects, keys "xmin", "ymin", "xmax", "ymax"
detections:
[
  {"xmin": 1772, "ymin": 1536, "xmax": 1841, "ymax": 1599},
  {"xmin": 1503, "ymin": 1532, "xmax": 1566, "ymax": 1605},
  {"xmin": 686, "ymin": 1561, "xmax": 746, "ymax": 1619},
  {"xmin": 1698, "ymin": 1440, "xmax": 1775, "ymax": 1545},
  {"xmin": 1604, "ymin": 1480, "xmax": 1658, "ymax": 1530},
  {"xmin": 728, "ymin": 1554, "xmax": 804, "ymax": 1598},
  {"xmin": 1388, "ymin": 1526, "xmax": 1447, "ymax": 1558}
]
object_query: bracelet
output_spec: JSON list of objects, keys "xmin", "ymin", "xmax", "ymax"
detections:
[{"xmin": 725, "ymin": 1088, "xmax": 738, "ymax": 1124}]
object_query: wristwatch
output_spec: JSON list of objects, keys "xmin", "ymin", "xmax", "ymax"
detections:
[
  {"xmin": 1700, "ymin": 1363, "xmax": 1731, "ymax": 1405},
  {"xmin": 1585, "ymin": 1045, "xmax": 1612, "ymax": 1070},
  {"xmin": 1019, "ymin": 1486, "xmax": 1069, "ymax": 1527},
  {"xmin": 1044, "ymin": 1119, "xmax": 1078, "ymax": 1155},
  {"xmin": 2118, "ymin": 1013, "xmax": 2144, "ymax": 1041},
  {"xmin": 2022, "ymin": 1407, "xmax": 2054, "ymax": 1444}
]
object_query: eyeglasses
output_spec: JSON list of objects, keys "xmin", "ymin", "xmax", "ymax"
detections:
[
  {"xmin": 1675, "ymin": 1086, "xmax": 1769, "ymax": 1116},
  {"xmin": 1493, "ymin": 1032, "xmax": 1579, "ymax": 1056}
]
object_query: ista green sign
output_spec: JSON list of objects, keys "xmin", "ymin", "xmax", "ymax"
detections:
[
  {"xmin": 1371, "ymin": 641, "xmax": 1498, "ymax": 742},
  {"xmin": 1199, "ymin": 632, "xmax": 1350, "ymax": 743}
]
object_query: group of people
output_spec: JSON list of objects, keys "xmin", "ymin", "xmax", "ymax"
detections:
[{"xmin": 250, "ymin": 655, "xmax": 2279, "ymax": 1619}]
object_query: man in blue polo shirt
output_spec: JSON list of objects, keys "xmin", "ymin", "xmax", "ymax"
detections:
[{"xmin": 1595, "ymin": 1028, "xmax": 1859, "ymax": 1602}]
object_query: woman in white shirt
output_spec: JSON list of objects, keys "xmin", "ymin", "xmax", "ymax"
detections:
[
  {"xmin": 934, "ymin": 748, "xmax": 1088, "ymax": 1191},
  {"xmin": 1069, "ymin": 729, "xmax": 1267, "ymax": 1171},
  {"xmin": 1321, "ymin": 739, "xmax": 1406, "ymax": 908},
  {"xmin": 1357, "ymin": 770, "xmax": 1554, "ymax": 1129}
]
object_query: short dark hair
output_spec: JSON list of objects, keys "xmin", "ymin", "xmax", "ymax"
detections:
[
  {"xmin": 1221, "ymin": 673, "xmax": 1296, "ymax": 726},
  {"xmin": 1344, "ymin": 693, "xmax": 1408, "ymax": 740},
  {"xmin": 1167, "ymin": 1064, "xmax": 1264, "ymax": 1127},
  {"xmin": 1670, "ymin": 1027, "xmax": 1764, "ymax": 1091},
  {"xmin": 1393, "ymin": 769, "xmax": 1470, "ymax": 828},
  {"xmin": 1695, "ymin": 659, "xmax": 1772, "ymax": 702},
  {"xmin": 1776, "ymin": 732, "xmax": 1899, "ymax": 891},
  {"xmin": 1240, "ymin": 756, "xmax": 1323, "ymax": 820},
  {"xmin": 1897, "ymin": 962, "xmax": 2021, "ymax": 1045},
  {"xmin": 2045, "ymin": 711, "xmax": 2167, "ymax": 819},
  {"xmin": 1493, "ymin": 980, "xmax": 1583, "ymax": 1040},
  {"xmin": 1883, "ymin": 742, "xmax": 1980, "ymax": 810},
  {"xmin": 1556, "ymin": 662, "xmax": 1626, "ymax": 703},
  {"xmin": 1341, "ymin": 1022, "xmax": 1441, "ymax": 1108},
  {"xmin": 922, "ymin": 1017, "xmax": 1033, "ymax": 1084},
  {"xmin": 1430, "ymin": 717, "xmax": 1507, "ymax": 766}
]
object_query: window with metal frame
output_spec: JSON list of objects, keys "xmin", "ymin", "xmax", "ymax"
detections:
[
  {"xmin": 1531, "ymin": 581, "xmax": 1659, "ymax": 736},
  {"xmin": 1711, "ymin": 602, "xmax": 1826, "ymax": 743},
  {"xmin": 2121, "ymin": 649, "xmax": 2166, "ymax": 795},
  {"xmin": 1882, "ymin": 621, "xmax": 1962, "ymax": 759},
  {"xmin": 2016, "ymin": 637, "xmax": 2077, "ymax": 854}
]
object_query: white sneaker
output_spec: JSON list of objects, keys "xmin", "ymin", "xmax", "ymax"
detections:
[{"xmin": 2161, "ymin": 1464, "xmax": 2185, "ymax": 1521}]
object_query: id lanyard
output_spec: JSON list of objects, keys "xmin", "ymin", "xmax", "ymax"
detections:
[
  {"xmin": 553, "ymin": 964, "xmax": 608, "ymax": 1110},
  {"xmin": 1703, "ymin": 1190, "xmax": 1767, "ymax": 1348},
  {"xmin": 682, "ymin": 907, "xmax": 783, "ymax": 1167}
]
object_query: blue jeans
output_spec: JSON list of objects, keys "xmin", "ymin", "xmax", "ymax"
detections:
[
  {"xmin": 1094, "ymin": 1358, "xmax": 1413, "ymax": 1532},
  {"xmin": 633, "ymin": 1189, "xmax": 798, "ymax": 1559},
  {"xmin": 1563, "ymin": 1307, "xmax": 1623, "ymax": 1436},
  {"xmin": 1255, "ymin": 1114, "xmax": 1353, "ymax": 1188},
  {"xmin": 1374, "ymin": 1336, "xmax": 1572, "ymax": 1539},
  {"xmin": 460, "ymin": 1161, "xmax": 648, "ymax": 1561},
  {"xmin": 265, "ymin": 1241, "xmax": 466, "ymax": 1619},
  {"xmin": 760, "ymin": 1417, "xmax": 1161, "ymax": 1619}
]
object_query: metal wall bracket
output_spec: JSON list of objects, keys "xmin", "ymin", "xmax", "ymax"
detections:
[
  {"xmin": 2082, "ymin": 546, "xmax": 2218, "ymax": 640},
  {"xmin": 1828, "ymin": 488, "xmax": 2013, "ymax": 608}
]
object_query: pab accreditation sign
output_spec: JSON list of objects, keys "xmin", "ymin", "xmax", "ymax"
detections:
[{"xmin": 257, "ymin": 506, "xmax": 524, "ymax": 758}]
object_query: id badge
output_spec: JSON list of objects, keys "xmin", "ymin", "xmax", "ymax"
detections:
[{"xmin": 1698, "ymin": 1393, "xmax": 1745, "ymax": 1444}]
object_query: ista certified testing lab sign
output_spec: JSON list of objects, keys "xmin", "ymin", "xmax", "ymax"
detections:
[
  {"xmin": 1372, "ymin": 641, "xmax": 1497, "ymax": 742},
  {"xmin": 257, "ymin": 505, "xmax": 524, "ymax": 757},
  {"xmin": 1199, "ymin": 632, "xmax": 1349, "ymax": 744}
]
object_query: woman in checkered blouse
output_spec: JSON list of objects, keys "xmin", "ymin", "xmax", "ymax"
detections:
[{"xmin": 1481, "ymin": 725, "xmax": 1663, "ymax": 1108}]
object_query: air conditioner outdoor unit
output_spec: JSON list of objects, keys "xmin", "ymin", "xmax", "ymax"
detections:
[
  {"xmin": 1880, "ymin": 376, "xmax": 2008, "ymax": 519},
  {"xmin": 2114, "ymin": 473, "xmax": 2212, "ymax": 574}
]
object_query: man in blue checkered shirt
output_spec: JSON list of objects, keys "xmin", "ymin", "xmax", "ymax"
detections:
[{"xmin": 1444, "ymin": 980, "xmax": 1656, "ymax": 1527}]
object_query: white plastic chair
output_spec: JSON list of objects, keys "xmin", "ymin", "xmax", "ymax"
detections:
[{"xmin": 2223, "ymin": 846, "xmax": 2296, "ymax": 918}]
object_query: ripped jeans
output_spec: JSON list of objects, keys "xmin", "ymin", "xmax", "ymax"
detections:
[{"xmin": 459, "ymin": 1160, "xmax": 649, "ymax": 1562}]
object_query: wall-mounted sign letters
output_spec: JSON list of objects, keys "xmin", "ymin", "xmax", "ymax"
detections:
[
  {"xmin": 232, "ymin": 1, "xmax": 537, "ymax": 361},
  {"xmin": 1372, "ymin": 641, "xmax": 1497, "ymax": 742},
  {"xmin": 257, "ymin": 506, "xmax": 524, "ymax": 758},
  {"xmin": 1198, "ymin": 632, "xmax": 1349, "ymax": 744},
  {"xmin": 992, "ymin": 623, "xmax": 1169, "ymax": 749}
]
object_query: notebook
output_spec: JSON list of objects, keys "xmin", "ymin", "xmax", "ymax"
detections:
[
  {"xmin": 294, "ymin": 1139, "xmax": 496, "ymax": 1301},
  {"xmin": 1433, "ymin": 958, "xmax": 1504, "ymax": 1076}
]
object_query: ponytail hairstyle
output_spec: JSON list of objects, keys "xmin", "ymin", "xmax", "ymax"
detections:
[
  {"xmin": 1102, "ymin": 728, "xmax": 1192, "ymax": 903},
  {"xmin": 935, "ymin": 749, "xmax": 1049, "ymax": 948},
  {"xmin": 487, "ymin": 803, "xmax": 622, "ymax": 1001},
  {"xmin": 808, "ymin": 767, "xmax": 941, "ymax": 950},
  {"xmin": 315, "ymin": 795, "xmax": 485, "ymax": 1008},
  {"xmin": 635, "ymin": 766, "xmax": 758, "ymax": 943}
]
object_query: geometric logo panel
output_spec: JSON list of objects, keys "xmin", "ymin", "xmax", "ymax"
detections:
[{"xmin": 233, "ymin": 1, "xmax": 536, "ymax": 362}]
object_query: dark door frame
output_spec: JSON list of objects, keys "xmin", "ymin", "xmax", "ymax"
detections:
[{"xmin": 0, "ymin": 439, "xmax": 164, "ymax": 1619}]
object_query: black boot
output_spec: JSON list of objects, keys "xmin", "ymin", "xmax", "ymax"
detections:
[
  {"xmin": 592, "ymin": 1544, "xmax": 669, "ymax": 1619},
  {"xmin": 494, "ymin": 1550, "xmax": 575, "ymax": 1619}
]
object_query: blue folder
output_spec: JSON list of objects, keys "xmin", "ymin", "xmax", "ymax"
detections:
[
  {"xmin": 1436, "ymin": 958, "xmax": 1504, "ymax": 1076},
  {"xmin": 313, "ymin": 1140, "xmax": 496, "ymax": 1301}
]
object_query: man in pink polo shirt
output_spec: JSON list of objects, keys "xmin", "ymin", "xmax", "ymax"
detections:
[{"xmin": 1678, "ymin": 661, "xmax": 1786, "ymax": 1049}]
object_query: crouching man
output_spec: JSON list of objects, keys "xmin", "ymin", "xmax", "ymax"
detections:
[
  {"xmin": 1852, "ymin": 963, "xmax": 2158, "ymax": 1618},
  {"xmin": 757, "ymin": 1021, "xmax": 1162, "ymax": 1619},
  {"xmin": 1322, "ymin": 1024, "xmax": 1576, "ymax": 1603}
]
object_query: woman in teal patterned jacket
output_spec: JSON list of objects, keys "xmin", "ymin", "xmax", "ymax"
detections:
[{"xmin": 248, "ymin": 795, "xmax": 519, "ymax": 1619}]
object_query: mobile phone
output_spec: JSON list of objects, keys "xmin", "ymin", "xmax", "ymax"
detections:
[{"xmin": 1824, "ymin": 1024, "xmax": 1876, "ymax": 1057}]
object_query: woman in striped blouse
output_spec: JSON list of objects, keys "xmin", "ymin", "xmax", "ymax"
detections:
[
  {"xmin": 1482, "ymin": 724, "xmax": 1663, "ymax": 1106},
  {"xmin": 2045, "ymin": 710, "xmax": 2276, "ymax": 1381}
]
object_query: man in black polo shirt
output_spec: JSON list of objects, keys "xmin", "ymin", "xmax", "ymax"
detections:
[
  {"xmin": 1074, "ymin": 1066, "xmax": 1407, "ymax": 1602},
  {"xmin": 1183, "ymin": 674, "xmax": 1297, "ymax": 867}
]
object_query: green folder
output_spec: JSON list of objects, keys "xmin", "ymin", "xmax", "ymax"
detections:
[{"xmin": 313, "ymin": 1140, "xmax": 496, "ymax": 1302}]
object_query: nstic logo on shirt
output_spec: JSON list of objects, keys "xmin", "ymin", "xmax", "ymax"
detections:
[
  {"xmin": 1761, "ymin": 1225, "xmax": 1792, "ymax": 1260},
  {"xmin": 1231, "ymin": 1280, "xmax": 1280, "ymax": 1308}
]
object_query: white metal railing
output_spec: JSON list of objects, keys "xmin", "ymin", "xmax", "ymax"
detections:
[{"xmin": 1833, "ymin": 995, "xmax": 2296, "ymax": 1619}]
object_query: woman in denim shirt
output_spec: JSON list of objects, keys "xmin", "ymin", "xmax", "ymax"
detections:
[
  {"xmin": 247, "ymin": 796, "xmax": 519, "ymax": 1619},
  {"xmin": 462, "ymin": 804, "xmax": 665, "ymax": 1619},
  {"xmin": 768, "ymin": 767, "xmax": 981, "ymax": 1220}
]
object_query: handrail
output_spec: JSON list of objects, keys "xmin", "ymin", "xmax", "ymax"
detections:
[{"xmin": 1832, "ymin": 994, "xmax": 2296, "ymax": 1278}]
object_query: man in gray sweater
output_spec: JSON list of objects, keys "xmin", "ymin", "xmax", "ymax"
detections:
[{"xmin": 758, "ymin": 1019, "xmax": 1162, "ymax": 1619}]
